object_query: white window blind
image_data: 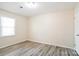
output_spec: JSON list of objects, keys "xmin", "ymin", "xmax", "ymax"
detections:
[{"xmin": 0, "ymin": 16, "xmax": 15, "ymax": 37}]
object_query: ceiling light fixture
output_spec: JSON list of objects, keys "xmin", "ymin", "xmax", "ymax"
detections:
[{"xmin": 24, "ymin": 2, "xmax": 37, "ymax": 8}]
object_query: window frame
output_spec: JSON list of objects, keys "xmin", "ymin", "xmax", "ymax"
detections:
[{"xmin": 0, "ymin": 16, "xmax": 16, "ymax": 37}]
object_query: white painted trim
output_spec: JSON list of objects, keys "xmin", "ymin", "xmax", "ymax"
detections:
[
  {"xmin": 27, "ymin": 39, "xmax": 74, "ymax": 49},
  {"xmin": 0, "ymin": 16, "xmax": 16, "ymax": 37},
  {"xmin": 0, "ymin": 39, "xmax": 28, "ymax": 49},
  {"xmin": 0, "ymin": 18, "xmax": 1, "ymax": 36}
]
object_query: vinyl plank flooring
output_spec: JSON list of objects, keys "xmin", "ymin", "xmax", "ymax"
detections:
[
  {"xmin": 0, "ymin": 40, "xmax": 78, "ymax": 56},
  {"xmin": 53, "ymin": 47, "xmax": 61, "ymax": 56},
  {"xmin": 46, "ymin": 46, "xmax": 56, "ymax": 56},
  {"xmin": 30, "ymin": 44, "xmax": 46, "ymax": 56},
  {"xmin": 60, "ymin": 48, "xmax": 67, "ymax": 56},
  {"xmin": 37, "ymin": 45, "xmax": 51, "ymax": 56},
  {"xmin": 61, "ymin": 48, "xmax": 68, "ymax": 56}
]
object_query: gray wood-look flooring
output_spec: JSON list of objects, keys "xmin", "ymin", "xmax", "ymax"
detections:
[{"xmin": 0, "ymin": 41, "xmax": 78, "ymax": 56}]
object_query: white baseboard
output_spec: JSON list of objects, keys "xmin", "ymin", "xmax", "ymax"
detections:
[
  {"xmin": 0, "ymin": 39, "xmax": 28, "ymax": 49},
  {"xmin": 0, "ymin": 39, "xmax": 74, "ymax": 50},
  {"xmin": 27, "ymin": 39, "xmax": 74, "ymax": 49}
]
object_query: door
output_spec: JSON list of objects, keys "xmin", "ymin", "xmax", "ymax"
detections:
[{"xmin": 75, "ymin": 6, "xmax": 79, "ymax": 54}]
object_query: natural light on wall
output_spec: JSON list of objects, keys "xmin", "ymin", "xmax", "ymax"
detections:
[
  {"xmin": 0, "ymin": 16, "xmax": 15, "ymax": 37},
  {"xmin": 24, "ymin": 2, "xmax": 37, "ymax": 8}
]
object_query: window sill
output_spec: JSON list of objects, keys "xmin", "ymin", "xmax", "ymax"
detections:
[{"xmin": 0, "ymin": 35, "xmax": 16, "ymax": 38}]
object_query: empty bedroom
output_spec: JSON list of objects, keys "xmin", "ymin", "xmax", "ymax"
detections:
[{"xmin": 0, "ymin": 2, "xmax": 79, "ymax": 56}]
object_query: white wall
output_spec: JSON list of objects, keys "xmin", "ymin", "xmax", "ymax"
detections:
[
  {"xmin": 28, "ymin": 10, "xmax": 74, "ymax": 49},
  {"xmin": 0, "ymin": 9, "xmax": 74, "ymax": 49},
  {"xmin": 0, "ymin": 9, "xmax": 28, "ymax": 48},
  {"xmin": 74, "ymin": 3, "xmax": 79, "ymax": 54}
]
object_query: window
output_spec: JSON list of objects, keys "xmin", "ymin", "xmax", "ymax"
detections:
[{"xmin": 0, "ymin": 16, "xmax": 15, "ymax": 37}]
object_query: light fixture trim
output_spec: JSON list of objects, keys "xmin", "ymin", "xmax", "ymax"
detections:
[{"xmin": 24, "ymin": 2, "xmax": 37, "ymax": 8}]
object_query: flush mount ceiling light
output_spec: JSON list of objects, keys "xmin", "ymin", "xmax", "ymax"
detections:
[{"xmin": 24, "ymin": 2, "xmax": 37, "ymax": 8}]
